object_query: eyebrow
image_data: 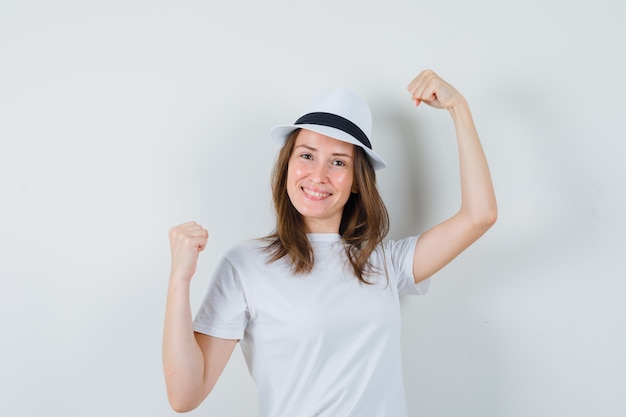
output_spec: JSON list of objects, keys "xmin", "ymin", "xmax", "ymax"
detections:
[{"xmin": 295, "ymin": 144, "xmax": 354, "ymax": 159}]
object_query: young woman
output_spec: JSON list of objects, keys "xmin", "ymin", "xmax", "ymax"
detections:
[{"xmin": 162, "ymin": 70, "xmax": 497, "ymax": 416}]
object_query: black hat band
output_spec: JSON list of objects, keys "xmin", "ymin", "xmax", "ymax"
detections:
[{"xmin": 294, "ymin": 112, "xmax": 372, "ymax": 150}]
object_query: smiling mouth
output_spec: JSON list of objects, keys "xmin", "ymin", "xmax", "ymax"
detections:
[{"xmin": 302, "ymin": 187, "xmax": 331, "ymax": 199}]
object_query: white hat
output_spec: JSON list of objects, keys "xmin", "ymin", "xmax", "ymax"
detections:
[{"xmin": 269, "ymin": 88, "xmax": 387, "ymax": 170}]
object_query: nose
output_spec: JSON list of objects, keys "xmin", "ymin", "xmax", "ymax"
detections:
[{"xmin": 310, "ymin": 161, "xmax": 329, "ymax": 184}]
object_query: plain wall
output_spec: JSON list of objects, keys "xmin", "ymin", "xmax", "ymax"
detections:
[{"xmin": 1, "ymin": 0, "xmax": 624, "ymax": 416}]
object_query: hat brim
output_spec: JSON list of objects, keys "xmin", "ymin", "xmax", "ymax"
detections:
[{"xmin": 269, "ymin": 124, "xmax": 387, "ymax": 171}]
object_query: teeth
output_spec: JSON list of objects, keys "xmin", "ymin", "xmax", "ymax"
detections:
[{"xmin": 304, "ymin": 188, "xmax": 329, "ymax": 198}]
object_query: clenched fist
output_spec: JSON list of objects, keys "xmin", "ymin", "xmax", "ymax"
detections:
[
  {"xmin": 168, "ymin": 221, "xmax": 209, "ymax": 283},
  {"xmin": 406, "ymin": 69, "xmax": 465, "ymax": 110}
]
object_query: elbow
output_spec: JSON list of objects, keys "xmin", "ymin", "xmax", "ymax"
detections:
[
  {"xmin": 164, "ymin": 378, "xmax": 208, "ymax": 413},
  {"xmin": 170, "ymin": 403, "xmax": 192, "ymax": 414},
  {"xmin": 478, "ymin": 194, "xmax": 498, "ymax": 229},
  {"xmin": 468, "ymin": 205, "xmax": 497, "ymax": 234},
  {"xmin": 481, "ymin": 206, "xmax": 498, "ymax": 230},
  {"xmin": 462, "ymin": 194, "xmax": 498, "ymax": 232},
  {"xmin": 170, "ymin": 404, "xmax": 195, "ymax": 414},
  {"xmin": 167, "ymin": 392, "xmax": 201, "ymax": 414}
]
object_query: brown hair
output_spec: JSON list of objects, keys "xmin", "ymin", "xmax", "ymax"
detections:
[{"xmin": 264, "ymin": 129, "xmax": 390, "ymax": 283}]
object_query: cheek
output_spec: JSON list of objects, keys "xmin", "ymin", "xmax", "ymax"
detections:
[
  {"xmin": 337, "ymin": 172, "xmax": 355, "ymax": 190},
  {"xmin": 286, "ymin": 164, "xmax": 303, "ymax": 197},
  {"xmin": 286, "ymin": 164, "xmax": 298, "ymax": 186},
  {"xmin": 287, "ymin": 159, "xmax": 308, "ymax": 183}
]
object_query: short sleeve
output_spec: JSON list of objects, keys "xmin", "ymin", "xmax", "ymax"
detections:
[
  {"xmin": 192, "ymin": 256, "xmax": 249, "ymax": 340},
  {"xmin": 384, "ymin": 235, "xmax": 431, "ymax": 296}
]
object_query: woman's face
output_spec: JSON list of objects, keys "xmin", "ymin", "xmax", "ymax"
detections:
[{"xmin": 286, "ymin": 129, "xmax": 357, "ymax": 234}]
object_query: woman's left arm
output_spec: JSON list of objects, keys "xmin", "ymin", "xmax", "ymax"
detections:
[{"xmin": 406, "ymin": 70, "xmax": 497, "ymax": 283}]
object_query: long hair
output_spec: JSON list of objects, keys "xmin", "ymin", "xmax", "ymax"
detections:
[{"xmin": 264, "ymin": 129, "xmax": 390, "ymax": 284}]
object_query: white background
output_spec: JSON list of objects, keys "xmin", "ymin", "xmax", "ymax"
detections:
[{"xmin": 1, "ymin": 1, "xmax": 625, "ymax": 416}]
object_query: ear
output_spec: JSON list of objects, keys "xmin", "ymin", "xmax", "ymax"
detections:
[{"xmin": 351, "ymin": 181, "xmax": 359, "ymax": 194}]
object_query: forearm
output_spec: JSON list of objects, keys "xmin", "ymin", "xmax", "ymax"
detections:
[
  {"xmin": 449, "ymin": 100, "xmax": 497, "ymax": 226},
  {"xmin": 162, "ymin": 277, "xmax": 206, "ymax": 411}
]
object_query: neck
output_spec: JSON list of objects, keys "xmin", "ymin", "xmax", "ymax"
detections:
[{"xmin": 304, "ymin": 219, "xmax": 340, "ymax": 234}]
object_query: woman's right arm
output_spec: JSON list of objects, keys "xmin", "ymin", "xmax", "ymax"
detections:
[{"xmin": 162, "ymin": 222, "xmax": 238, "ymax": 412}]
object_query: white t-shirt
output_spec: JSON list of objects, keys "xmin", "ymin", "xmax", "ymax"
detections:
[{"xmin": 193, "ymin": 233, "xmax": 430, "ymax": 417}]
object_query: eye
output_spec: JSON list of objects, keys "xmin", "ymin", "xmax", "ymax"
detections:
[
  {"xmin": 300, "ymin": 153, "xmax": 313, "ymax": 160},
  {"xmin": 332, "ymin": 159, "xmax": 346, "ymax": 167}
]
